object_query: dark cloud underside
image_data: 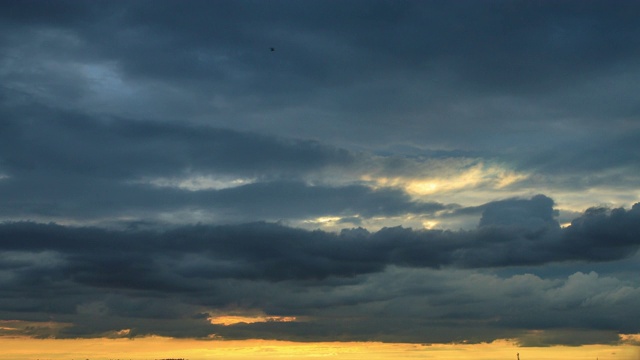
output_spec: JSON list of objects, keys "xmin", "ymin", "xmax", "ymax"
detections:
[{"xmin": 1, "ymin": 199, "xmax": 639, "ymax": 342}]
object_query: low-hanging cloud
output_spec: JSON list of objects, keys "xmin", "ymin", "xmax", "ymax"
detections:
[
  {"xmin": 1, "ymin": 196, "xmax": 638, "ymax": 285},
  {"xmin": 0, "ymin": 196, "xmax": 639, "ymax": 343}
]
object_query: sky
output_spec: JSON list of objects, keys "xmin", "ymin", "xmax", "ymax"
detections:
[{"xmin": 1, "ymin": 0, "xmax": 640, "ymax": 359}]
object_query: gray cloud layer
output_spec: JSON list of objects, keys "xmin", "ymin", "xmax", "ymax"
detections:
[
  {"xmin": 3, "ymin": 0, "xmax": 640, "ymax": 148},
  {"xmin": 0, "ymin": 117, "xmax": 451, "ymax": 222},
  {"xmin": 1, "ymin": 197, "xmax": 639, "ymax": 343}
]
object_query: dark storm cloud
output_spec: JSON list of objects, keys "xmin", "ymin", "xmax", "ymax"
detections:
[
  {"xmin": 0, "ymin": 116, "xmax": 458, "ymax": 222},
  {"xmin": 204, "ymin": 181, "xmax": 448, "ymax": 219},
  {"xmin": 1, "ymin": 196, "xmax": 639, "ymax": 342},
  {"xmin": 479, "ymin": 194, "xmax": 558, "ymax": 229},
  {"xmin": 0, "ymin": 196, "xmax": 637, "ymax": 285},
  {"xmin": 0, "ymin": 115, "xmax": 354, "ymax": 180},
  {"xmin": 2, "ymin": 0, "xmax": 639, "ymax": 201},
  {"xmin": 448, "ymin": 194, "xmax": 560, "ymax": 228},
  {"xmin": 3, "ymin": 0, "xmax": 640, "ymax": 148},
  {"xmin": 514, "ymin": 130, "xmax": 640, "ymax": 188},
  {"xmin": 562, "ymin": 204, "xmax": 640, "ymax": 261},
  {"xmin": 0, "ymin": 175, "xmax": 448, "ymax": 223},
  {"xmin": 7, "ymin": 0, "xmax": 636, "ymax": 92}
]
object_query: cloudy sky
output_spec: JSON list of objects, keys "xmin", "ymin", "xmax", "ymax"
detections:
[{"xmin": 1, "ymin": 0, "xmax": 640, "ymax": 358}]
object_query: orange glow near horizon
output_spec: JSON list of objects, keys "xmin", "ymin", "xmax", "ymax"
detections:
[
  {"xmin": 1, "ymin": 336, "xmax": 638, "ymax": 360},
  {"xmin": 209, "ymin": 315, "xmax": 298, "ymax": 326}
]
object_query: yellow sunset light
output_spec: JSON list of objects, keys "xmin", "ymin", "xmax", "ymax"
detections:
[
  {"xmin": 364, "ymin": 162, "xmax": 529, "ymax": 198},
  {"xmin": 407, "ymin": 181, "xmax": 439, "ymax": 194},
  {"xmin": 209, "ymin": 315, "xmax": 297, "ymax": 326},
  {"xmin": 422, "ymin": 220, "xmax": 439, "ymax": 229},
  {"xmin": 1, "ymin": 336, "xmax": 638, "ymax": 360}
]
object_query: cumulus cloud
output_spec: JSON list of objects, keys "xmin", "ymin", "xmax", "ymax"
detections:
[
  {"xmin": 478, "ymin": 195, "xmax": 559, "ymax": 229},
  {"xmin": 1, "ymin": 196, "xmax": 638, "ymax": 284}
]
